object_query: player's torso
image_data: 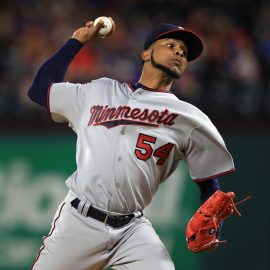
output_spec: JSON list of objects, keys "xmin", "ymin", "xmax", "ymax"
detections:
[{"xmin": 70, "ymin": 79, "xmax": 195, "ymax": 213}]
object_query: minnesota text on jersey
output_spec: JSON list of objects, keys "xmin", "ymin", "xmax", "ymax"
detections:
[{"xmin": 88, "ymin": 105, "xmax": 178, "ymax": 128}]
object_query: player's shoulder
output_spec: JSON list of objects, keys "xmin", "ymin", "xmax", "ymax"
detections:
[
  {"xmin": 171, "ymin": 95, "xmax": 213, "ymax": 126},
  {"xmin": 173, "ymin": 95, "xmax": 208, "ymax": 117},
  {"xmin": 81, "ymin": 77, "xmax": 128, "ymax": 94},
  {"xmin": 88, "ymin": 77, "xmax": 124, "ymax": 88}
]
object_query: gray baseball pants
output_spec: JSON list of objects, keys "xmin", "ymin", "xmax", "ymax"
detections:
[{"xmin": 31, "ymin": 191, "xmax": 175, "ymax": 270}]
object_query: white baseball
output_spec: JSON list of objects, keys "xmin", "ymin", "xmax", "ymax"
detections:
[{"xmin": 93, "ymin": 16, "xmax": 112, "ymax": 37}]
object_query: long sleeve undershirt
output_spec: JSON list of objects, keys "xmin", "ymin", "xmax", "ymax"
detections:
[
  {"xmin": 197, "ymin": 177, "xmax": 220, "ymax": 203},
  {"xmin": 196, "ymin": 178, "xmax": 223, "ymax": 239},
  {"xmin": 28, "ymin": 38, "xmax": 83, "ymax": 107}
]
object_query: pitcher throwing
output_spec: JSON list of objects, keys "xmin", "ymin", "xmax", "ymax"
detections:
[{"xmin": 28, "ymin": 17, "xmax": 235, "ymax": 270}]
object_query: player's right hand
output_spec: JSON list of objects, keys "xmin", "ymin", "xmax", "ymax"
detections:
[{"xmin": 72, "ymin": 17, "xmax": 115, "ymax": 44}]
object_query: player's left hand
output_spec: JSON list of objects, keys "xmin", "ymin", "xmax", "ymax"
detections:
[
  {"xmin": 185, "ymin": 190, "xmax": 251, "ymax": 253},
  {"xmin": 72, "ymin": 17, "xmax": 115, "ymax": 44}
]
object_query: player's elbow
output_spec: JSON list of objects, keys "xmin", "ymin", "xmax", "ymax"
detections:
[{"xmin": 27, "ymin": 80, "xmax": 50, "ymax": 108}]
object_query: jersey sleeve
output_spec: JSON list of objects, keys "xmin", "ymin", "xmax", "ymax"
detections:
[
  {"xmin": 48, "ymin": 82, "xmax": 89, "ymax": 131},
  {"xmin": 184, "ymin": 123, "xmax": 235, "ymax": 181}
]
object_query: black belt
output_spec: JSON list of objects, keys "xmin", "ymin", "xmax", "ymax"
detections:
[{"xmin": 70, "ymin": 198, "xmax": 142, "ymax": 228}]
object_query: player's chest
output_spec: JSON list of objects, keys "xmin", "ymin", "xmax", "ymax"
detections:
[
  {"xmin": 83, "ymin": 88, "xmax": 179, "ymax": 129},
  {"xmin": 81, "ymin": 88, "xmax": 185, "ymax": 147}
]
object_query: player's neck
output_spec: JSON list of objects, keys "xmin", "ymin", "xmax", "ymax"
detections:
[{"xmin": 138, "ymin": 70, "xmax": 173, "ymax": 91}]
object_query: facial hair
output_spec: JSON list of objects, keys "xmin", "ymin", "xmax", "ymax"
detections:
[{"xmin": 150, "ymin": 50, "xmax": 181, "ymax": 79}]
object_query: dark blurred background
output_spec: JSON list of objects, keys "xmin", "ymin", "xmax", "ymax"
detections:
[
  {"xmin": 1, "ymin": 0, "xmax": 270, "ymax": 127},
  {"xmin": 0, "ymin": 0, "xmax": 269, "ymax": 269}
]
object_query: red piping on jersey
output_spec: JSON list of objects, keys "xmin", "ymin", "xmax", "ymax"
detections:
[
  {"xmin": 47, "ymin": 82, "xmax": 54, "ymax": 120},
  {"xmin": 128, "ymin": 83, "xmax": 173, "ymax": 93},
  {"xmin": 31, "ymin": 202, "xmax": 65, "ymax": 269},
  {"xmin": 194, "ymin": 168, "xmax": 236, "ymax": 182}
]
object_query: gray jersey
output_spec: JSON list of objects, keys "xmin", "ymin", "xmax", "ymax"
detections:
[{"xmin": 49, "ymin": 77, "xmax": 234, "ymax": 214}]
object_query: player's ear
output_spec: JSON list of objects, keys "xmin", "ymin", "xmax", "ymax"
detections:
[{"xmin": 141, "ymin": 49, "xmax": 151, "ymax": 62}]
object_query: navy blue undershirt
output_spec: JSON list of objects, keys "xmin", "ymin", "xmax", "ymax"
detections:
[
  {"xmin": 28, "ymin": 38, "xmax": 223, "ymax": 239},
  {"xmin": 197, "ymin": 177, "xmax": 220, "ymax": 203},
  {"xmin": 28, "ymin": 38, "xmax": 83, "ymax": 107},
  {"xmin": 197, "ymin": 177, "xmax": 223, "ymax": 239},
  {"xmin": 133, "ymin": 82, "xmax": 144, "ymax": 89}
]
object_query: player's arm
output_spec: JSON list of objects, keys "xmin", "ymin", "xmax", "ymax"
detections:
[
  {"xmin": 196, "ymin": 177, "xmax": 220, "ymax": 203},
  {"xmin": 196, "ymin": 178, "xmax": 223, "ymax": 240},
  {"xmin": 184, "ymin": 121, "xmax": 236, "ymax": 252},
  {"xmin": 28, "ymin": 38, "xmax": 83, "ymax": 122},
  {"xmin": 27, "ymin": 18, "xmax": 115, "ymax": 122}
]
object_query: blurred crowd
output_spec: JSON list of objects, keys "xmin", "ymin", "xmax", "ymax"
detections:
[{"xmin": 0, "ymin": 0, "xmax": 270, "ymax": 126}]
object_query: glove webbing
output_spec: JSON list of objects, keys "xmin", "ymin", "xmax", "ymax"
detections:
[
  {"xmin": 231, "ymin": 194, "xmax": 252, "ymax": 217},
  {"xmin": 196, "ymin": 194, "xmax": 252, "ymax": 246}
]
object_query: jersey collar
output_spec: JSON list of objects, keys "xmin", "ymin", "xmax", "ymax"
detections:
[{"xmin": 129, "ymin": 82, "xmax": 172, "ymax": 93}]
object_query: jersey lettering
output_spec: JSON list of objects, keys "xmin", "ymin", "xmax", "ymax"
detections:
[
  {"xmin": 153, "ymin": 143, "xmax": 174, "ymax": 165},
  {"xmin": 88, "ymin": 105, "xmax": 178, "ymax": 128},
  {"xmin": 135, "ymin": 133, "xmax": 157, "ymax": 161},
  {"xmin": 135, "ymin": 133, "xmax": 174, "ymax": 165}
]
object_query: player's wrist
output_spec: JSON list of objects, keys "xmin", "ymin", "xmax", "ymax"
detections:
[
  {"xmin": 71, "ymin": 27, "xmax": 92, "ymax": 44},
  {"xmin": 70, "ymin": 36, "xmax": 85, "ymax": 45},
  {"xmin": 71, "ymin": 31, "xmax": 91, "ymax": 44}
]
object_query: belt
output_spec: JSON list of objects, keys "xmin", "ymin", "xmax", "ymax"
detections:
[{"xmin": 70, "ymin": 198, "xmax": 143, "ymax": 228}]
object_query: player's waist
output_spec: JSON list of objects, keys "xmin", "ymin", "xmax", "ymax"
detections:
[{"xmin": 65, "ymin": 190, "xmax": 144, "ymax": 228}]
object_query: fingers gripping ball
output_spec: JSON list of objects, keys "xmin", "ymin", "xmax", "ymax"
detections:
[
  {"xmin": 94, "ymin": 16, "xmax": 113, "ymax": 37},
  {"xmin": 186, "ymin": 190, "xmax": 251, "ymax": 253}
]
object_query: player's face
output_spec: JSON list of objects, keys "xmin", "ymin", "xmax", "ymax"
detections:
[{"xmin": 150, "ymin": 38, "xmax": 188, "ymax": 79}]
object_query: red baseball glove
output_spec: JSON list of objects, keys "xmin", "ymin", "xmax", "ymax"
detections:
[{"xmin": 186, "ymin": 190, "xmax": 250, "ymax": 253}]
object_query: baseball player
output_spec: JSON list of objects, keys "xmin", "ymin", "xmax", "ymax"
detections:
[{"xmin": 28, "ymin": 18, "xmax": 235, "ymax": 270}]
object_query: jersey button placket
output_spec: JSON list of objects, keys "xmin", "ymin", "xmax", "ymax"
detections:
[
  {"xmin": 120, "ymin": 127, "xmax": 125, "ymax": 135},
  {"xmin": 129, "ymin": 92, "xmax": 136, "ymax": 104}
]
